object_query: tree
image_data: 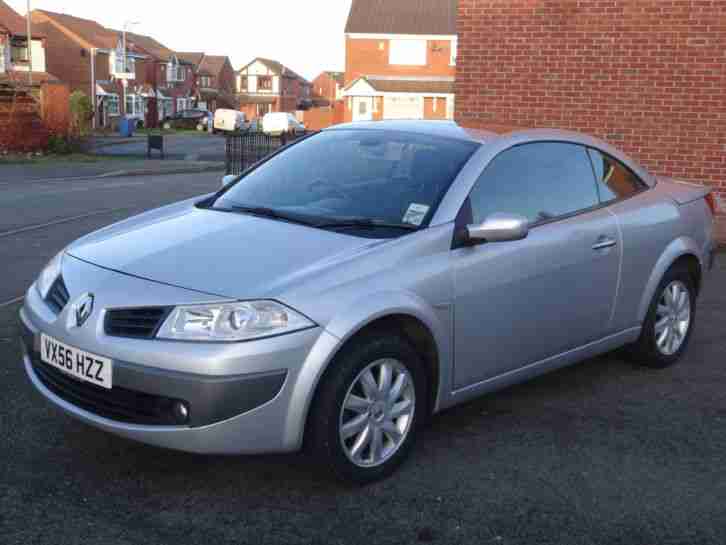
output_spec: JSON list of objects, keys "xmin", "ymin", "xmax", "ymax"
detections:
[{"xmin": 69, "ymin": 91, "xmax": 93, "ymax": 139}]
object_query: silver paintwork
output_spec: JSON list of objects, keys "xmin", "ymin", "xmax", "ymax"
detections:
[
  {"xmin": 655, "ymin": 280, "xmax": 691, "ymax": 356},
  {"xmin": 221, "ymin": 174, "xmax": 237, "ymax": 188},
  {"xmin": 339, "ymin": 358, "xmax": 415, "ymax": 467},
  {"xmin": 467, "ymin": 213, "xmax": 529, "ymax": 243},
  {"xmin": 21, "ymin": 120, "xmax": 714, "ymax": 455}
]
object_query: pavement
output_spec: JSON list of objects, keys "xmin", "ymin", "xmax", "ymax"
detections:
[
  {"xmin": 0, "ymin": 159, "xmax": 225, "ymax": 183},
  {"xmin": 92, "ymin": 132, "xmax": 227, "ymax": 162},
  {"xmin": 1, "ymin": 173, "xmax": 726, "ymax": 544}
]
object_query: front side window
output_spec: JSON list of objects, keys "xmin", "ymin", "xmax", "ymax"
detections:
[
  {"xmin": 258, "ymin": 76, "xmax": 272, "ymax": 90},
  {"xmin": 469, "ymin": 142, "xmax": 599, "ymax": 225},
  {"xmin": 213, "ymin": 130, "xmax": 479, "ymax": 234},
  {"xmin": 588, "ymin": 149, "xmax": 646, "ymax": 203}
]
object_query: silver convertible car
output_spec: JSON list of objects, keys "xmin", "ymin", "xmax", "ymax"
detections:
[{"xmin": 20, "ymin": 121, "xmax": 716, "ymax": 483}]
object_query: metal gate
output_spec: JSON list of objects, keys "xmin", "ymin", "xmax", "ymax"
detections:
[{"xmin": 225, "ymin": 130, "xmax": 311, "ymax": 175}]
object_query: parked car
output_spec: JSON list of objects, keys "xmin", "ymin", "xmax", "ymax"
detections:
[
  {"xmin": 162, "ymin": 109, "xmax": 213, "ymax": 131},
  {"xmin": 214, "ymin": 109, "xmax": 247, "ymax": 133},
  {"xmin": 20, "ymin": 121, "xmax": 716, "ymax": 484},
  {"xmin": 262, "ymin": 112, "xmax": 305, "ymax": 136}
]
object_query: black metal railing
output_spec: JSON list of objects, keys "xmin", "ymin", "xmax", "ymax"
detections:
[{"xmin": 225, "ymin": 129, "xmax": 313, "ymax": 175}]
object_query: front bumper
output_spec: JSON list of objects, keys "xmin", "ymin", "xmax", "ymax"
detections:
[{"xmin": 19, "ymin": 257, "xmax": 341, "ymax": 454}]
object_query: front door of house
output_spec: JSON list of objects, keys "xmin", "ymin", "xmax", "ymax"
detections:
[{"xmin": 352, "ymin": 97, "xmax": 373, "ymax": 121}]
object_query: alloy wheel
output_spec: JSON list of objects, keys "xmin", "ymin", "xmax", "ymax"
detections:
[
  {"xmin": 654, "ymin": 280, "xmax": 691, "ymax": 356},
  {"xmin": 339, "ymin": 358, "xmax": 416, "ymax": 468}
]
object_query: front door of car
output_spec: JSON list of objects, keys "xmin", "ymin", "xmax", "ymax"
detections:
[{"xmin": 452, "ymin": 142, "xmax": 621, "ymax": 389}]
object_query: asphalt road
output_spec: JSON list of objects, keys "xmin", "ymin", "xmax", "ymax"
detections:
[
  {"xmin": 1, "ymin": 172, "xmax": 726, "ymax": 544},
  {"xmin": 96, "ymin": 133, "xmax": 226, "ymax": 161}
]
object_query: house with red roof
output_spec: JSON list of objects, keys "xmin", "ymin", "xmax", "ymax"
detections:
[
  {"xmin": 177, "ymin": 52, "xmax": 236, "ymax": 112},
  {"xmin": 0, "ymin": 0, "xmax": 56, "ymax": 87}
]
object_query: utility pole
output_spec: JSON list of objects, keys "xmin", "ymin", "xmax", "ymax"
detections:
[{"xmin": 26, "ymin": 0, "xmax": 32, "ymax": 86}]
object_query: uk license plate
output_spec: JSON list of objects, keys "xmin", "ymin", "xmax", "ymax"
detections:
[{"xmin": 40, "ymin": 334, "xmax": 112, "ymax": 389}]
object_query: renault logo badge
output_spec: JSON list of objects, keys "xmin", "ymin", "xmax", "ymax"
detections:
[{"xmin": 73, "ymin": 293, "xmax": 95, "ymax": 328}]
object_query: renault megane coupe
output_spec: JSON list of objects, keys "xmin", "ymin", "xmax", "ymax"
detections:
[{"xmin": 20, "ymin": 121, "xmax": 716, "ymax": 483}]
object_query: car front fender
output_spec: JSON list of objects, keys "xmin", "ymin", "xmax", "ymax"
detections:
[{"xmin": 281, "ymin": 290, "xmax": 452, "ymax": 451}]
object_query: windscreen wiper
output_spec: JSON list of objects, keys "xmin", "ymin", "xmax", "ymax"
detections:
[
  {"xmin": 217, "ymin": 205, "xmax": 321, "ymax": 227},
  {"xmin": 316, "ymin": 217, "xmax": 419, "ymax": 231}
]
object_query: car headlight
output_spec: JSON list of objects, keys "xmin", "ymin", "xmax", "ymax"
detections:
[
  {"xmin": 156, "ymin": 300, "xmax": 316, "ymax": 342},
  {"xmin": 36, "ymin": 251, "xmax": 64, "ymax": 299}
]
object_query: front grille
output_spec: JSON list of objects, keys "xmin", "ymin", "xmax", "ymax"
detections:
[
  {"xmin": 45, "ymin": 277, "xmax": 70, "ymax": 314},
  {"xmin": 31, "ymin": 356, "xmax": 187, "ymax": 426},
  {"xmin": 105, "ymin": 307, "xmax": 171, "ymax": 339}
]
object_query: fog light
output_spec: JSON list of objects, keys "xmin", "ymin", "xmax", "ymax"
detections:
[{"xmin": 172, "ymin": 401, "xmax": 190, "ymax": 424}]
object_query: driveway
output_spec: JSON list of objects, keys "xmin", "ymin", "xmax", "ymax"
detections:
[
  {"xmin": 94, "ymin": 133, "xmax": 227, "ymax": 161},
  {"xmin": 1, "ymin": 173, "xmax": 725, "ymax": 544}
]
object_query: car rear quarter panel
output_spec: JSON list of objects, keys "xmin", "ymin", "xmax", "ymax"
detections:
[{"xmin": 608, "ymin": 185, "xmax": 709, "ymax": 332}]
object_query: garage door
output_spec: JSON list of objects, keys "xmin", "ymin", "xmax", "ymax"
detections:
[{"xmin": 384, "ymin": 96, "xmax": 423, "ymax": 120}]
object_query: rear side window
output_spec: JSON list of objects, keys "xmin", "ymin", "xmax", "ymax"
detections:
[
  {"xmin": 587, "ymin": 149, "xmax": 645, "ymax": 203},
  {"xmin": 469, "ymin": 142, "xmax": 599, "ymax": 225}
]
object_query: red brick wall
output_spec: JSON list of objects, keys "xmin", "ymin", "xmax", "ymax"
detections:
[
  {"xmin": 32, "ymin": 18, "xmax": 96, "ymax": 96},
  {"xmin": 312, "ymin": 72, "xmax": 339, "ymax": 104},
  {"xmin": 345, "ymin": 37, "xmax": 455, "ymax": 85},
  {"xmin": 424, "ymin": 97, "xmax": 447, "ymax": 120},
  {"xmin": 301, "ymin": 107, "xmax": 335, "ymax": 131},
  {"xmin": 40, "ymin": 81, "xmax": 71, "ymax": 136},
  {"xmin": 456, "ymin": 0, "xmax": 726, "ymax": 238}
]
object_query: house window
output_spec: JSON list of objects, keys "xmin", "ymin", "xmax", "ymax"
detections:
[
  {"xmin": 167, "ymin": 60, "xmax": 185, "ymax": 82},
  {"xmin": 10, "ymin": 38, "xmax": 29, "ymax": 63},
  {"xmin": 105, "ymin": 95, "xmax": 120, "ymax": 115},
  {"xmin": 125, "ymin": 95, "xmax": 145, "ymax": 116},
  {"xmin": 258, "ymin": 76, "xmax": 272, "ymax": 91},
  {"xmin": 389, "ymin": 39, "xmax": 427, "ymax": 66},
  {"xmin": 238, "ymin": 76, "xmax": 248, "ymax": 92},
  {"xmin": 450, "ymin": 38, "xmax": 457, "ymax": 66},
  {"xmin": 114, "ymin": 53, "xmax": 135, "ymax": 75},
  {"xmin": 200, "ymin": 76, "xmax": 212, "ymax": 87}
]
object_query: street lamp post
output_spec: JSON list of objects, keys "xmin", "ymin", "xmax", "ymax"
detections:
[
  {"xmin": 26, "ymin": 0, "xmax": 33, "ymax": 86},
  {"xmin": 121, "ymin": 20, "xmax": 140, "ymax": 117}
]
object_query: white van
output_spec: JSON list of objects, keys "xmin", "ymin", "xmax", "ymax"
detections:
[
  {"xmin": 262, "ymin": 112, "xmax": 306, "ymax": 136},
  {"xmin": 214, "ymin": 109, "xmax": 247, "ymax": 133}
]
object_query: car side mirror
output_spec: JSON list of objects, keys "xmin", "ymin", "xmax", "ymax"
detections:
[
  {"xmin": 221, "ymin": 175, "xmax": 237, "ymax": 188},
  {"xmin": 466, "ymin": 213, "xmax": 529, "ymax": 243}
]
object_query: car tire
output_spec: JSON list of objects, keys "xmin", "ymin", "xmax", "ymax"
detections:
[
  {"xmin": 307, "ymin": 331, "xmax": 427, "ymax": 484},
  {"xmin": 626, "ymin": 264, "xmax": 697, "ymax": 368}
]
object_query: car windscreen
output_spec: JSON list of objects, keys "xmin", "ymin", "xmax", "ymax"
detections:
[{"xmin": 212, "ymin": 129, "xmax": 479, "ymax": 232}]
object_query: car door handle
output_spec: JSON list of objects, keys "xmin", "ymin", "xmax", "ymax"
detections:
[{"xmin": 592, "ymin": 237, "xmax": 617, "ymax": 251}]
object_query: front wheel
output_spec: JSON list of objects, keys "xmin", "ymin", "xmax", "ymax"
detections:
[
  {"xmin": 307, "ymin": 333, "xmax": 427, "ymax": 484},
  {"xmin": 626, "ymin": 265, "xmax": 696, "ymax": 368}
]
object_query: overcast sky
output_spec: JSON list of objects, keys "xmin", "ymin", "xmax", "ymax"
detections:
[{"xmin": 7, "ymin": 0, "xmax": 352, "ymax": 79}]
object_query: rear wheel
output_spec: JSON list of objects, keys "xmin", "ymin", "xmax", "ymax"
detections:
[
  {"xmin": 627, "ymin": 265, "xmax": 696, "ymax": 368},
  {"xmin": 308, "ymin": 333, "xmax": 427, "ymax": 484}
]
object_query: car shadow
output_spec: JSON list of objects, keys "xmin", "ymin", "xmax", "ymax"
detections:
[{"xmin": 57, "ymin": 350, "xmax": 645, "ymax": 494}]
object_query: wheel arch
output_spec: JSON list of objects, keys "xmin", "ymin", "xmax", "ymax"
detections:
[
  {"xmin": 638, "ymin": 237, "xmax": 704, "ymax": 323},
  {"xmin": 284, "ymin": 292, "xmax": 451, "ymax": 451}
]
